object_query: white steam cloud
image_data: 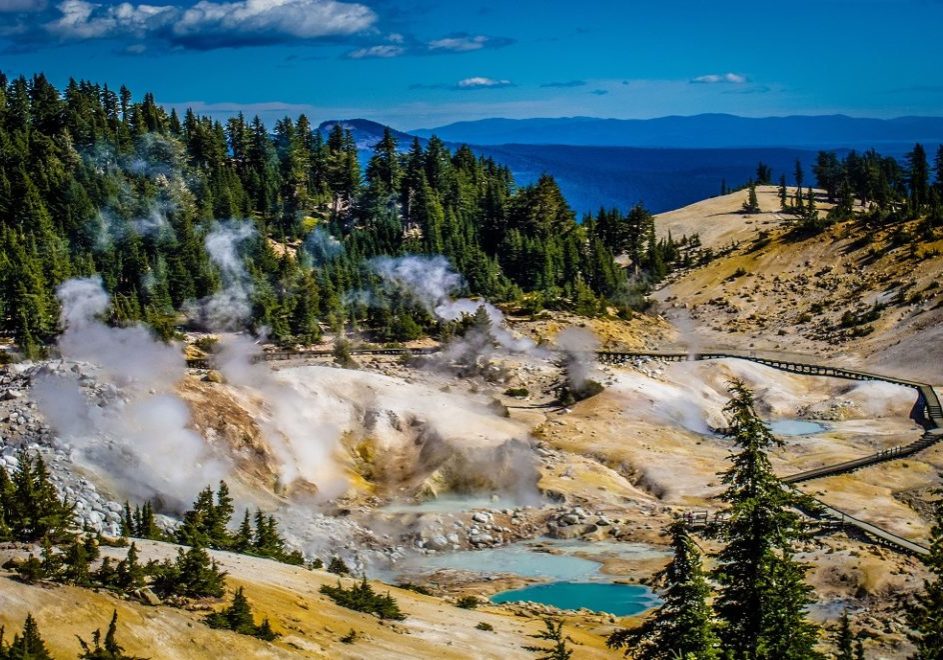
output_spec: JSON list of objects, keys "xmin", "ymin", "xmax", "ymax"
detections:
[
  {"xmin": 187, "ymin": 220, "xmax": 257, "ymax": 330},
  {"xmin": 34, "ymin": 276, "xmax": 230, "ymax": 510},
  {"xmin": 369, "ymin": 255, "xmax": 535, "ymax": 353},
  {"xmin": 215, "ymin": 335, "xmax": 348, "ymax": 500},
  {"xmin": 302, "ymin": 226, "xmax": 344, "ymax": 266},
  {"xmin": 555, "ymin": 327, "xmax": 601, "ymax": 392}
]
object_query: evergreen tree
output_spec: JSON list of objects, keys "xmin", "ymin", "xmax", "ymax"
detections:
[
  {"xmin": 712, "ymin": 380, "xmax": 822, "ymax": 660},
  {"xmin": 525, "ymin": 619, "xmax": 572, "ymax": 660},
  {"xmin": 205, "ymin": 587, "xmax": 280, "ymax": 640},
  {"xmin": 907, "ymin": 143, "xmax": 931, "ymax": 211},
  {"xmin": 151, "ymin": 545, "xmax": 227, "ymax": 599},
  {"xmin": 61, "ymin": 535, "xmax": 96, "ymax": 586},
  {"xmin": 608, "ymin": 519, "xmax": 719, "ymax": 659},
  {"xmin": 77, "ymin": 611, "xmax": 143, "ymax": 660},
  {"xmin": 114, "ymin": 542, "xmax": 146, "ymax": 591},
  {"xmin": 742, "ymin": 181, "xmax": 761, "ymax": 213},
  {"xmin": 0, "ymin": 614, "xmax": 53, "ymax": 660},
  {"xmin": 794, "ymin": 160, "xmax": 805, "ymax": 210},
  {"xmin": 778, "ymin": 175, "xmax": 788, "ymax": 210},
  {"xmin": 835, "ymin": 611, "xmax": 855, "ymax": 660},
  {"xmin": 327, "ymin": 556, "xmax": 350, "ymax": 575},
  {"xmin": 756, "ymin": 162, "xmax": 773, "ymax": 185},
  {"xmin": 0, "ymin": 450, "xmax": 74, "ymax": 542},
  {"xmin": 176, "ymin": 482, "xmax": 234, "ymax": 549},
  {"xmin": 233, "ymin": 509, "xmax": 253, "ymax": 554}
]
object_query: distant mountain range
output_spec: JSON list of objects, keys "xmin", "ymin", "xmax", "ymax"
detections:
[
  {"xmin": 411, "ymin": 114, "xmax": 943, "ymax": 150},
  {"xmin": 318, "ymin": 115, "xmax": 942, "ymax": 214},
  {"xmin": 318, "ymin": 119, "xmax": 419, "ymax": 150}
]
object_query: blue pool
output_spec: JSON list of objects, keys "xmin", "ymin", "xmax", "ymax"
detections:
[
  {"xmin": 491, "ymin": 581, "xmax": 658, "ymax": 616},
  {"xmin": 768, "ymin": 419, "xmax": 827, "ymax": 436}
]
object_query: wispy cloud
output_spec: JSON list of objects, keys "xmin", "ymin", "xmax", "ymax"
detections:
[
  {"xmin": 345, "ymin": 32, "xmax": 513, "ymax": 59},
  {"xmin": 691, "ymin": 72, "xmax": 748, "ymax": 84},
  {"xmin": 540, "ymin": 80, "xmax": 586, "ymax": 88},
  {"xmin": 428, "ymin": 33, "xmax": 512, "ymax": 52},
  {"xmin": 456, "ymin": 76, "xmax": 514, "ymax": 90},
  {"xmin": 348, "ymin": 43, "xmax": 405, "ymax": 58},
  {"xmin": 410, "ymin": 76, "xmax": 515, "ymax": 91}
]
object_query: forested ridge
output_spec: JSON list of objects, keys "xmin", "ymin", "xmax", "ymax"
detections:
[{"xmin": 0, "ymin": 73, "xmax": 688, "ymax": 356}]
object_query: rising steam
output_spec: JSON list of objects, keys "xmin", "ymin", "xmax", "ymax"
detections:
[
  {"xmin": 34, "ymin": 276, "xmax": 231, "ymax": 510},
  {"xmin": 187, "ymin": 220, "xmax": 257, "ymax": 329},
  {"xmin": 370, "ymin": 255, "xmax": 536, "ymax": 353}
]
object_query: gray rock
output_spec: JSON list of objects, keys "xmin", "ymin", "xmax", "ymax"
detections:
[
  {"xmin": 427, "ymin": 535, "xmax": 450, "ymax": 550},
  {"xmin": 137, "ymin": 587, "xmax": 162, "ymax": 606}
]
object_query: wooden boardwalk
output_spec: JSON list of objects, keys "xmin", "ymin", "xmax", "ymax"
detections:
[{"xmin": 598, "ymin": 349, "xmax": 940, "ymax": 557}]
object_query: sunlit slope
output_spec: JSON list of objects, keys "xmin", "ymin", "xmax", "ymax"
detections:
[
  {"xmin": 652, "ymin": 186, "xmax": 943, "ymax": 384},
  {"xmin": 0, "ymin": 540, "xmax": 615, "ymax": 659}
]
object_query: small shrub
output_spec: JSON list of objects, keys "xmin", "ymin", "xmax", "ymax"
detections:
[
  {"xmin": 332, "ymin": 339, "xmax": 359, "ymax": 369},
  {"xmin": 726, "ymin": 267, "xmax": 748, "ymax": 281},
  {"xmin": 456, "ymin": 595, "xmax": 479, "ymax": 609},
  {"xmin": 476, "ymin": 622, "xmax": 494, "ymax": 632},
  {"xmin": 397, "ymin": 582, "xmax": 432, "ymax": 596},
  {"xmin": 320, "ymin": 577, "xmax": 406, "ymax": 620},
  {"xmin": 504, "ymin": 387, "xmax": 530, "ymax": 398},
  {"xmin": 340, "ymin": 629, "xmax": 358, "ymax": 644},
  {"xmin": 326, "ymin": 556, "xmax": 350, "ymax": 575}
]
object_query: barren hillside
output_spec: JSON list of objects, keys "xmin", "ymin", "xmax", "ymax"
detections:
[{"xmin": 652, "ymin": 186, "xmax": 943, "ymax": 384}]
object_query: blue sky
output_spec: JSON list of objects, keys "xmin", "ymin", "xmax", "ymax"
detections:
[{"xmin": 1, "ymin": 0, "xmax": 941, "ymax": 129}]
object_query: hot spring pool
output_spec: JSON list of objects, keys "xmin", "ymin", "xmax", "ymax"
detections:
[
  {"xmin": 768, "ymin": 419, "xmax": 827, "ymax": 436},
  {"xmin": 373, "ymin": 538, "xmax": 662, "ymax": 616},
  {"xmin": 491, "ymin": 581, "xmax": 658, "ymax": 616}
]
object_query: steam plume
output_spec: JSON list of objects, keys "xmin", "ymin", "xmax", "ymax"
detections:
[
  {"xmin": 34, "ymin": 276, "xmax": 230, "ymax": 510},
  {"xmin": 187, "ymin": 220, "xmax": 257, "ymax": 329},
  {"xmin": 369, "ymin": 255, "xmax": 535, "ymax": 353}
]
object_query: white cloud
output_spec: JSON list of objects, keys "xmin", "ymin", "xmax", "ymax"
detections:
[
  {"xmin": 42, "ymin": 0, "xmax": 376, "ymax": 46},
  {"xmin": 348, "ymin": 43, "xmax": 405, "ymax": 58},
  {"xmin": 457, "ymin": 76, "xmax": 513, "ymax": 89},
  {"xmin": 428, "ymin": 34, "xmax": 488, "ymax": 52},
  {"xmin": 691, "ymin": 72, "xmax": 748, "ymax": 84},
  {"xmin": 173, "ymin": 0, "xmax": 376, "ymax": 42},
  {"xmin": 46, "ymin": 0, "xmax": 176, "ymax": 39}
]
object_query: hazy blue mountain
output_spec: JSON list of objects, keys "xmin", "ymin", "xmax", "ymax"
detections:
[
  {"xmin": 318, "ymin": 119, "xmax": 422, "ymax": 151},
  {"xmin": 411, "ymin": 114, "xmax": 943, "ymax": 150},
  {"xmin": 320, "ymin": 118, "xmax": 856, "ymax": 213}
]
